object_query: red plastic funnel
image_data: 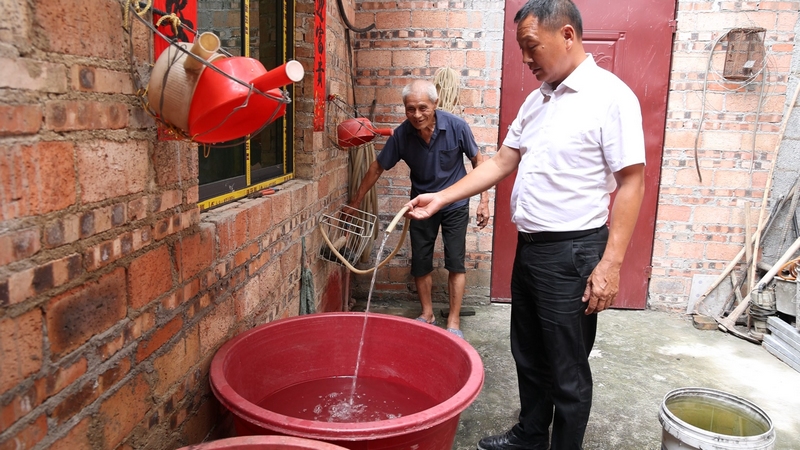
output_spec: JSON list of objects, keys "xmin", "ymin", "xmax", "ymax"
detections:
[
  {"xmin": 189, "ymin": 60, "xmax": 304, "ymax": 144},
  {"xmin": 337, "ymin": 117, "xmax": 394, "ymax": 148}
]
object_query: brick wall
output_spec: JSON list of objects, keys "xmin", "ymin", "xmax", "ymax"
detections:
[
  {"xmin": 650, "ymin": 0, "xmax": 800, "ymax": 311},
  {"xmin": 0, "ymin": 0, "xmax": 351, "ymax": 448},
  {"xmin": 348, "ymin": 0, "xmax": 505, "ymax": 304}
]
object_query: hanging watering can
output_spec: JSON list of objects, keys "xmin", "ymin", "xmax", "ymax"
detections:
[
  {"xmin": 147, "ymin": 32, "xmax": 224, "ymax": 132},
  {"xmin": 188, "ymin": 59, "xmax": 304, "ymax": 144},
  {"xmin": 337, "ymin": 117, "xmax": 394, "ymax": 148}
]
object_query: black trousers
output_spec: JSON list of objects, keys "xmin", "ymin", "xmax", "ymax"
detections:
[{"xmin": 509, "ymin": 226, "xmax": 608, "ymax": 450}]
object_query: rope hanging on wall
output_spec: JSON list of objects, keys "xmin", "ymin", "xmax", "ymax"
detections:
[{"xmin": 434, "ymin": 67, "xmax": 460, "ymax": 114}]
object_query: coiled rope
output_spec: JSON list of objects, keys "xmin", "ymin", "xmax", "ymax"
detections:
[{"xmin": 434, "ymin": 67, "xmax": 460, "ymax": 114}]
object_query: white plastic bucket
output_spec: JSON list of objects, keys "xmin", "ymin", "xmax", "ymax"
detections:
[{"xmin": 659, "ymin": 387, "xmax": 775, "ymax": 450}]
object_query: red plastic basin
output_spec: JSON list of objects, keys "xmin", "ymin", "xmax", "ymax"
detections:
[
  {"xmin": 177, "ymin": 435, "xmax": 349, "ymax": 449},
  {"xmin": 209, "ymin": 312, "xmax": 484, "ymax": 450}
]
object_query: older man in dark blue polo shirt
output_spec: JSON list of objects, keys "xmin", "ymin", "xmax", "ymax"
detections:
[{"xmin": 349, "ymin": 79, "xmax": 489, "ymax": 338}]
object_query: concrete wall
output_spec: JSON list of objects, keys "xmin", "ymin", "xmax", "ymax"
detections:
[{"xmin": 0, "ymin": 0, "xmax": 351, "ymax": 448}]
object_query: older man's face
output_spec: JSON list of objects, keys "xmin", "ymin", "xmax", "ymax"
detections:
[{"xmin": 404, "ymin": 91, "xmax": 437, "ymax": 131}]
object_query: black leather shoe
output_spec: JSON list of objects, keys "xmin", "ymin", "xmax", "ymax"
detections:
[{"xmin": 476, "ymin": 428, "xmax": 544, "ymax": 450}]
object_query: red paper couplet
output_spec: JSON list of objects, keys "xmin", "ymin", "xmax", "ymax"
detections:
[{"xmin": 313, "ymin": 0, "xmax": 326, "ymax": 131}]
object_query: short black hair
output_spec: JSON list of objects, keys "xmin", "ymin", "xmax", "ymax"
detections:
[{"xmin": 513, "ymin": 0, "xmax": 583, "ymax": 38}]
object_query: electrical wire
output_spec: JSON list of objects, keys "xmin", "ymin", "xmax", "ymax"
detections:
[{"xmin": 691, "ymin": 28, "xmax": 771, "ymax": 181}]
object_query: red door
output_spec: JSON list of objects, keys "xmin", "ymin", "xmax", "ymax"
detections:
[{"xmin": 491, "ymin": 0, "xmax": 676, "ymax": 308}]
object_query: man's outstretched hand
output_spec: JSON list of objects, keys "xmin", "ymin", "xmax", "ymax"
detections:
[{"xmin": 405, "ymin": 193, "xmax": 446, "ymax": 221}]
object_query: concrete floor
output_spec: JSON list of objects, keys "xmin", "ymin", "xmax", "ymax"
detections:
[{"xmin": 355, "ymin": 299, "xmax": 800, "ymax": 450}]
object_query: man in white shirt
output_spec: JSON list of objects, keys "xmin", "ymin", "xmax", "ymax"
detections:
[{"xmin": 405, "ymin": 0, "xmax": 645, "ymax": 448}]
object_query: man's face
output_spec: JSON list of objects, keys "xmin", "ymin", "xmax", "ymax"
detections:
[
  {"xmin": 404, "ymin": 91, "xmax": 437, "ymax": 131},
  {"xmin": 516, "ymin": 15, "xmax": 570, "ymax": 88}
]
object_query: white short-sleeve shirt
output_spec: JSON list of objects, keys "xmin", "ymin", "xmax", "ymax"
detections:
[{"xmin": 503, "ymin": 55, "xmax": 645, "ymax": 233}]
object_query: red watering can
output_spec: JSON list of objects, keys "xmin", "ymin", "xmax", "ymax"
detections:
[
  {"xmin": 189, "ymin": 59, "xmax": 304, "ymax": 144},
  {"xmin": 337, "ymin": 117, "xmax": 394, "ymax": 148}
]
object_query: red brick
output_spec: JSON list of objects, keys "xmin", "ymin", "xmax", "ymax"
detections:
[
  {"xmin": 136, "ymin": 316, "xmax": 183, "ymax": 362},
  {"xmin": 96, "ymin": 374, "xmax": 150, "ymax": 449},
  {"xmin": 200, "ymin": 297, "xmax": 235, "ymax": 355},
  {"xmin": 46, "ymin": 268, "xmax": 127, "ymax": 357},
  {"xmin": 153, "ymin": 141, "xmax": 198, "ymax": 186},
  {"xmin": 0, "ymin": 414, "xmax": 47, "ymax": 450},
  {"xmin": 0, "ymin": 309, "xmax": 43, "ymax": 395},
  {"xmin": 0, "ymin": 228, "xmax": 40, "ymax": 267},
  {"xmin": 128, "ymin": 245, "xmax": 174, "ymax": 309},
  {"xmin": 153, "ymin": 189, "xmax": 182, "ymax": 213},
  {"xmin": 0, "ymin": 385, "xmax": 36, "ymax": 431},
  {"xmin": 5, "ymin": 254, "xmax": 78, "ymax": 304},
  {"xmin": 43, "ymin": 215, "xmax": 80, "ymax": 249},
  {"xmin": 657, "ymin": 205, "xmax": 692, "ymax": 223},
  {"xmin": 70, "ymin": 65, "xmax": 135, "ymax": 94},
  {"xmin": 49, "ymin": 418, "xmax": 91, "ymax": 450},
  {"xmin": 0, "ymin": 142, "xmax": 77, "ymax": 221},
  {"xmin": 84, "ymin": 231, "xmax": 139, "ymax": 272},
  {"xmin": 51, "ymin": 358, "xmax": 130, "ymax": 424},
  {"xmin": 0, "ymin": 105, "xmax": 42, "ymax": 136},
  {"xmin": 3, "ymin": 359, "xmax": 89, "ymax": 427},
  {"xmin": 0, "ymin": 57, "xmax": 67, "ymax": 92},
  {"xmin": 33, "ymin": 357, "xmax": 88, "ymax": 406},
  {"xmin": 176, "ymin": 226, "xmax": 214, "ymax": 281},
  {"xmin": 215, "ymin": 210, "xmax": 248, "ymax": 257},
  {"xmin": 45, "ymin": 100, "xmax": 128, "ymax": 131},
  {"xmin": 152, "ymin": 327, "xmax": 200, "ymax": 397},
  {"xmin": 247, "ymin": 198, "xmax": 273, "ymax": 240},
  {"xmin": 128, "ymin": 197, "xmax": 148, "ymax": 221},
  {"xmin": 76, "ymin": 140, "xmax": 148, "ymax": 203},
  {"xmin": 34, "ymin": 0, "xmax": 125, "ymax": 59},
  {"xmin": 392, "ymin": 50, "xmax": 427, "ymax": 68},
  {"xmin": 234, "ymin": 242, "xmax": 259, "ymax": 268}
]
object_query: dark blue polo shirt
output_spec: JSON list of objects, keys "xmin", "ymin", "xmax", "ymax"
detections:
[{"xmin": 376, "ymin": 110, "xmax": 478, "ymax": 212}]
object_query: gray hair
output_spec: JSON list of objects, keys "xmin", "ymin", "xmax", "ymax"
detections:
[
  {"xmin": 401, "ymin": 80, "xmax": 439, "ymax": 103},
  {"xmin": 514, "ymin": 0, "xmax": 583, "ymax": 38}
]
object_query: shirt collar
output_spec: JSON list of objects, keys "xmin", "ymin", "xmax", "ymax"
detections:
[{"xmin": 541, "ymin": 54, "xmax": 596, "ymax": 96}]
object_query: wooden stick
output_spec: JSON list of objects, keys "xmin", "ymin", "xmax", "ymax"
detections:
[
  {"xmin": 744, "ymin": 202, "xmax": 753, "ymax": 294},
  {"xmin": 718, "ymin": 235, "xmax": 800, "ymax": 335}
]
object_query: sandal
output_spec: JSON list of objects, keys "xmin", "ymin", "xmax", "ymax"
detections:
[
  {"xmin": 447, "ymin": 328, "xmax": 464, "ymax": 339},
  {"xmin": 415, "ymin": 316, "xmax": 437, "ymax": 326}
]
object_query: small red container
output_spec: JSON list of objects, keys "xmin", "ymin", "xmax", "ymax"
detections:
[{"xmin": 209, "ymin": 312, "xmax": 484, "ymax": 450}]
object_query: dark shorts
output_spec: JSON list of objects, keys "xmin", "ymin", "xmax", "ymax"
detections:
[{"xmin": 409, "ymin": 204, "xmax": 469, "ymax": 277}]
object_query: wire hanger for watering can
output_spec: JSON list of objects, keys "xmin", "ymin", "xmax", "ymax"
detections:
[
  {"xmin": 327, "ymin": 95, "xmax": 394, "ymax": 149},
  {"xmin": 125, "ymin": 0, "xmax": 304, "ymax": 145},
  {"xmin": 319, "ymin": 206, "xmax": 411, "ymax": 275}
]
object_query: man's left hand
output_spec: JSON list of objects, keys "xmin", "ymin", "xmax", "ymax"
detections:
[
  {"xmin": 582, "ymin": 259, "xmax": 620, "ymax": 314},
  {"xmin": 476, "ymin": 203, "xmax": 489, "ymax": 229}
]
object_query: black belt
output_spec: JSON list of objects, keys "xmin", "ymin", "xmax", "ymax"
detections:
[{"xmin": 518, "ymin": 225, "xmax": 605, "ymax": 243}]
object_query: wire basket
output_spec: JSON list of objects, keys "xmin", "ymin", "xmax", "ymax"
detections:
[{"xmin": 319, "ymin": 207, "xmax": 377, "ymax": 266}]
